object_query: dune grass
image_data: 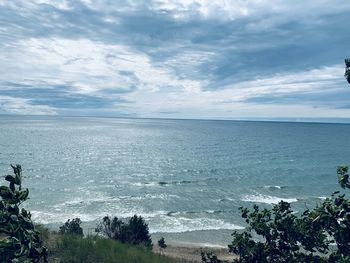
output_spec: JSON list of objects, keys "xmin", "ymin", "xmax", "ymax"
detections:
[{"xmin": 37, "ymin": 226, "xmax": 176, "ymax": 263}]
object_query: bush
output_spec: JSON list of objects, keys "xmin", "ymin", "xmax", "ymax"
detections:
[
  {"xmin": 201, "ymin": 251, "xmax": 223, "ymax": 263},
  {"xmin": 202, "ymin": 166, "xmax": 350, "ymax": 263},
  {"xmin": 59, "ymin": 218, "xmax": 83, "ymax": 236},
  {"xmin": 158, "ymin": 237, "xmax": 167, "ymax": 249},
  {"xmin": 96, "ymin": 214, "xmax": 153, "ymax": 249},
  {"xmin": 345, "ymin": 58, "xmax": 350, "ymax": 84},
  {"xmin": 0, "ymin": 165, "xmax": 48, "ymax": 262}
]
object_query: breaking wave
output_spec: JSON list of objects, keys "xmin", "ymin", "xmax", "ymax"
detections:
[{"xmin": 241, "ymin": 194, "xmax": 298, "ymax": 204}]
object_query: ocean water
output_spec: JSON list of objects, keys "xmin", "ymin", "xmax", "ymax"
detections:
[{"xmin": 0, "ymin": 115, "xmax": 350, "ymax": 245}]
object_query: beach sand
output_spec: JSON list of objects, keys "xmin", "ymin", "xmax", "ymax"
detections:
[{"xmin": 153, "ymin": 243, "xmax": 237, "ymax": 263}]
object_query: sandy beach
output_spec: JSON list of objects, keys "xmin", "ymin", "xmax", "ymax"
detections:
[{"xmin": 153, "ymin": 243, "xmax": 237, "ymax": 262}]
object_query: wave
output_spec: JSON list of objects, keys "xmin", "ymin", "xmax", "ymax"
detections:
[
  {"xmin": 205, "ymin": 210, "xmax": 224, "ymax": 214},
  {"xmin": 53, "ymin": 193, "xmax": 115, "ymax": 208},
  {"xmin": 130, "ymin": 182, "xmax": 159, "ymax": 187},
  {"xmin": 263, "ymin": 185, "xmax": 287, "ymax": 190},
  {"xmin": 31, "ymin": 209, "xmax": 171, "ymax": 224},
  {"xmin": 131, "ymin": 178, "xmax": 220, "ymax": 187},
  {"xmin": 219, "ymin": 197, "xmax": 235, "ymax": 202},
  {"xmin": 31, "ymin": 209, "xmax": 243, "ymax": 234},
  {"xmin": 158, "ymin": 179, "xmax": 211, "ymax": 186},
  {"xmin": 117, "ymin": 194, "xmax": 180, "ymax": 200},
  {"xmin": 149, "ymin": 216, "xmax": 244, "ymax": 234},
  {"xmin": 31, "ymin": 210, "xmax": 101, "ymax": 224},
  {"xmin": 166, "ymin": 210, "xmax": 225, "ymax": 217},
  {"xmin": 241, "ymin": 194, "xmax": 298, "ymax": 204}
]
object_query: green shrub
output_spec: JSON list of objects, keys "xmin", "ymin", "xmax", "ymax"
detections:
[
  {"xmin": 96, "ymin": 214, "xmax": 153, "ymax": 249},
  {"xmin": 201, "ymin": 251, "xmax": 222, "ymax": 263},
  {"xmin": 0, "ymin": 165, "xmax": 48, "ymax": 262},
  {"xmin": 59, "ymin": 218, "xmax": 83, "ymax": 236},
  {"xmin": 202, "ymin": 166, "xmax": 350, "ymax": 263},
  {"xmin": 158, "ymin": 237, "xmax": 167, "ymax": 249},
  {"xmin": 345, "ymin": 58, "xmax": 350, "ymax": 84}
]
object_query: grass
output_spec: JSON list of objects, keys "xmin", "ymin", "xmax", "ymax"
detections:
[{"xmin": 37, "ymin": 226, "xmax": 177, "ymax": 263}]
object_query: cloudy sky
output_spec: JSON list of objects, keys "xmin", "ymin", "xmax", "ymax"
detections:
[{"xmin": 1, "ymin": 0, "xmax": 350, "ymax": 120}]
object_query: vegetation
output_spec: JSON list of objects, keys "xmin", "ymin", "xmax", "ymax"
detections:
[
  {"xmin": 0, "ymin": 165, "xmax": 174, "ymax": 262},
  {"xmin": 4, "ymin": 162, "xmax": 350, "ymax": 263},
  {"xmin": 40, "ymin": 231, "xmax": 175, "ymax": 263},
  {"xmin": 158, "ymin": 237, "xmax": 167, "ymax": 249},
  {"xmin": 201, "ymin": 251, "xmax": 222, "ymax": 263},
  {"xmin": 95, "ymin": 214, "xmax": 153, "ymax": 249},
  {"xmin": 0, "ymin": 165, "xmax": 48, "ymax": 262},
  {"xmin": 202, "ymin": 166, "xmax": 350, "ymax": 263},
  {"xmin": 59, "ymin": 218, "xmax": 83, "ymax": 236},
  {"xmin": 345, "ymin": 58, "xmax": 350, "ymax": 84}
]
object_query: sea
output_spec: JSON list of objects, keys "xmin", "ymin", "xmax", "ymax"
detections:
[{"xmin": 0, "ymin": 115, "xmax": 350, "ymax": 246}]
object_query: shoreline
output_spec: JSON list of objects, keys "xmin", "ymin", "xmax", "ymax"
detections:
[{"xmin": 153, "ymin": 243, "xmax": 237, "ymax": 263}]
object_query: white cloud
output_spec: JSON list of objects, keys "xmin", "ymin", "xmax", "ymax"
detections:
[
  {"xmin": 1, "ymin": 35, "xmax": 348, "ymax": 117},
  {"xmin": 0, "ymin": 0, "xmax": 71, "ymax": 10},
  {"xmin": 0, "ymin": 96, "xmax": 57, "ymax": 115},
  {"xmin": 219, "ymin": 65, "xmax": 344, "ymax": 99},
  {"xmin": 2, "ymin": 37, "xmax": 203, "ymax": 95},
  {"xmin": 122, "ymin": 64, "xmax": 349, "ymax": 118},
  {"xmin": 148, "ymin": 0, "xmax": 350, "ymax": 38},
  {"xmin": 0, "ymin": 0, "xmax": 349, "ymax": 118}
]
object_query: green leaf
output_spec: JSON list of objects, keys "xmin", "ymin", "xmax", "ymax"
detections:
[{"xmin": 4, "ymin": 175, "xmax": 15, "ymax": 183}]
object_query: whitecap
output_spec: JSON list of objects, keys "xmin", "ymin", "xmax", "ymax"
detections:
[
  {"xmin": 31, "ymin": 209, "xmax": 171, "ymax": 225},
  {"xmin": 149, "ymin": 216, "xmax": 244, "ymax": 234},
  {"xmin": 31, "ymin": 210, "xmax": 101, "ymax": 224},
  {"xmin": 263, "ymin": 185, "xmax": 285, "ymax": 190},
  {"xmin": 241, "ymin": 194, "xmax": 298, "ymax": 204}
]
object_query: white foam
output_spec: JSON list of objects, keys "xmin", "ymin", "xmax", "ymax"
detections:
[
  {"xmin": 242, "ymin": 194, "xmax": 298, "ymax": 204},
  {"xmin": 53, "ymin": 195, "xmax": 114, "ymax": 208},
  {"xmin": 31, "ymin": 209, "xmax": 170, "ymax": 225},
  {"xmin": 31, "ymin": 210, "xmax": 101, "ymax": 224},
  {"xmin": 264, "ymin": 185, "xmax": 283, "ymax": 189},
  {"xmin": 149, "ymin": 216, "xmax": 244, "ymax": 234},
  {"xmin": 31, "ymin": 207, "xmax": 244, "ymax": 234},
  {"xmin": 130, "ymin": 182, "xmax": 159, "ymax": 187},
  {"xmin": 117, "ymin": 194, "xmax": 179, "ymax": 200}
]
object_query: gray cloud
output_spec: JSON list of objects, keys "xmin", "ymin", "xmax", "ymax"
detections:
[{"xmin": 0, "ymin": 0, "xmax": 350, "ymax": 118}]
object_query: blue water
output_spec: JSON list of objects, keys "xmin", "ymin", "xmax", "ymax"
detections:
[{"xmin": 0, "ymin": 116, "xmax": 349, "ymax": 245}]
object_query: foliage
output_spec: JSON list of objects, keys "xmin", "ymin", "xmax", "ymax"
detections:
[
  {"xmin": 0, "ymin": 165, "xmax": 48, "ymax": 262},
  {"xmin": 201, "ymin": 251, "xmax": 224, "ymax": 263},
  {"xmin": 96, "ymin": 214, "xmax": 153, "ymax": 249},
  {"xmin": 229, "ymin": 202, "xmax": 329, "ymax": 263},
  {"xmin": 158, "ymin": 237, "xmax": 167, "ymax": 249},
  {"xmin": 345, "ymin": 58, "xmax": 350, "ymax": 84},
  {"xmin": 59, "ymin": 218, "xmax": 83, "ymax": 236},
  {"xmin": 202, "ymin": 166, "xmax": 350, "ymax": 263},
  {"xmin": 306, "ymin": 165, "xmax": 350, "ymax": 262},
  {"xmin": 44, "ymin": 233, "xmax": 176, "ymax": 263}
]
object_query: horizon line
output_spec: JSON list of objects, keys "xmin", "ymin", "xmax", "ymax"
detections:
[{"xmin": 1, "ymin": 113, "xmax": 350, "ymax": 125}]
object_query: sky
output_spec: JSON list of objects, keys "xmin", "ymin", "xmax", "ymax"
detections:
[{"xmin": 0, "ymin": 0, "xmax": 350, "ymax": 120}]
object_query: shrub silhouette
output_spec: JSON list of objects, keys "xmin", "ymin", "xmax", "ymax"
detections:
[
  {"xmin": 345, "ymin": 58, "xmax": 350, "ymax": 84},
  {"xmin": 158, "ymin": 237, "xmax": 167, "ymax": 249},
  {"xmin": 96, "ymin": 214, "xmax": 152, "ymax": 249},
  {"xmin": 59, "ymin": 218, "xmax": 83, "ymax": 236},
  {"xmin": 0, "ymin": 165, "xmax": 48, "ymax": 262}
]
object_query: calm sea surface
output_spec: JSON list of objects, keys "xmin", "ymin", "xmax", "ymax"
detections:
[{"xmin": 1, "ymin": 116, "xmax": 350, "ymax": 245}]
